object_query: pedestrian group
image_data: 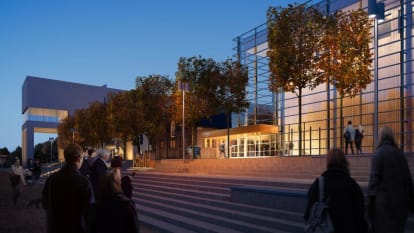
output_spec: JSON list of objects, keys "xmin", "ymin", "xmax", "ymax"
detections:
[
  {"xmin": 14, "ymin": 123, "xmax": 412, "ymax": 233},
  {"xmin": 42, "ymin": 143, "xmax": 139, "ymax": 233},
  {"xmin": 305, "ymin": 125, "xmax": 414, "ymax": 233}
]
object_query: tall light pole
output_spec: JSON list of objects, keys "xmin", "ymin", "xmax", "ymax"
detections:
[
  {"xmin": 49, "ymin": 137, "xmax": 54, "ymax": 164},
  {"xmin": 179, "ymin": 80, "xmax": 188, "ymax": 160},
  {"xmin": 368, "ymin": 0, "xmax": 384, "ymax": 147},
  {"xmin": 71, "ymin": 128, "xmax": 75, "ymax": 143}
]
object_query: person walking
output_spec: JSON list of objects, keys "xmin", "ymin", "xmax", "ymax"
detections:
[
  {"xmin": 93, "ymin": 156, "xmax": 140, "ymax": 233},
  {"xmin": 304, "ymin": 148, "xmax": 368, "ymax": 233},
  {"xmin": 80, "ymin": 148, "xmax": 94, "ymax": 177},
  {"xmin": 42, "ymin": 143, "xmax": 92, "ymax": 233},
  {"xmin": 11, "ymin": 157, "xmax": 31, "ymax": 186},
  {"xmin": 219, "ymin": 141, "xmax": 225, "ymax": 159},
  {"xmin": 9, "ymin": 158, "xmax": 24, "ymax": 205},
  {"xmin": 367, "ymin": 126, "xmax": 414, "ymax": 233},
  {"xmin": 344, "ymin": 120, "xmax": 355, "ymax": 155},
  {"xmin": 31, "ymin": 158, "xmax": 42, "ymax": 183},
  {"xmin": 89, "ymin": 148, "xmax": 110, "ymax": 198},
  {"xmin": 354, "ymin": 128, "xmax": 363, "ymax": 155}
]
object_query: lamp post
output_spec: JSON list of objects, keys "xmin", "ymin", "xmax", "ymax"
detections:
[
  {"xmin": 179, "ymin": 80, "xmax": 188, "ymax": 160},
  {"xmin": 71, "ymin": 128, "xmax": 75, "ymax": 143},
  {"xmin": 49, "ymin": 137, "xmax": 54, "ymax": 165},
  {"xmin": 368, "ymin": 0, "xmax": 384, "ymax": 147}
]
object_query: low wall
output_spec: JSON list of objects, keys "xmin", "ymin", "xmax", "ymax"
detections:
[{"xmin": 153, "ymin": 155, "xmax": 376, "ymax": 182}]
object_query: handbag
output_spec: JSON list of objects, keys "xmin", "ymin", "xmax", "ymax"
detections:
[{"xmin": 304, "ymin": 176, "xmax": 334, "ymax": 233}]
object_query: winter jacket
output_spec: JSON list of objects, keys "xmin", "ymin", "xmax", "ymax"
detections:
[
  {"xmin": 305, "ymin": 167, "xmax": 368, "ymax": 233},
  {"xmin": 42, "ymin": 164, "xmax": 92, "ymax": 233},
  {"xmin": 368, "ymin": 139, "xmax": 414, "ymax": 233}
]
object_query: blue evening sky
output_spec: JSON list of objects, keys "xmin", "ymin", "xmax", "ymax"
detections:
[{"xmin": 0, "ymin": 0, "xmax": 299, "ymax": 150}]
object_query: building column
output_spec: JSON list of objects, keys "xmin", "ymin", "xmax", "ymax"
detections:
[{"xmin": 22, "ymin": 126, "xmax": 34, "ymax": 164}]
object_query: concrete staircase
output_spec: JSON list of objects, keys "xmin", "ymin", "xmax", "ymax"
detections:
[
  {"xmin": 151, "ymin": 155, "xmax": 373, "ymax": 184},
  {"xmin": 132, "ymin": 172, "xmax": 414, "ymax": 233},
  {"xmin": 130, "ymin": 155, "xmax": 414, "ymax": 233},
  {"xmin": 132, "ymin": 172, "xmax": 309, "ymax": 233}
]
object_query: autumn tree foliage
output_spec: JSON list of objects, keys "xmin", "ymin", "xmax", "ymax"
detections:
[
  {"xmin": 87, "ymin": 101, "xmax": 112, "ymax": 148},
  {"xmin": 175, "ymin": 56, "xmax": 221, "ymax": 148},
  {"xmin": 216, "ymin": 59, "xmax": 249, "ymax": 157},
  {"xmin": 57, "ymin": 114, "xmax": 76, "ymax": 148},
  {"xmin": 107, "ymin": 90, "xmax": 137, "ymax": 156},
  {"xmin": 267, "ymin": 3, "xmax": 372, "ymax": 155},
  {"xmin": 318, "ymin": 9, "xmax": 372, "ymax": 97},
  {"xmin": 267, "ymin": 3, "xmax": 325, "ymax": 155},
  {"xmin": 136, "ymin": 75, "xmax": 173, "ymax": 159}
]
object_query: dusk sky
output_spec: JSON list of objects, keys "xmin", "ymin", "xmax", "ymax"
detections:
[{"xmin": 0, "ymin": 0, "xmax": 304, "ymax": 150}]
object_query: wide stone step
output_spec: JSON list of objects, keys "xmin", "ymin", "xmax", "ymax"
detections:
[
  {"xmin": 136, "ymin": 179, "xmax": 230, "ymax": 195},
  {"xmin": 135, "ymin": 184, "xmax": 302, "ymax": 221},
  {"xmin": 136, "ymin": 182, "xmax": 229, "ymax": 201},
  {"xmin": 135, "ymin": 172, "xmax": 312, "ymax": 190},
  {"xmin": 135, "ymin": 199, "xmax": 301, "ymax": 233},
  {"xmin": 135, "ymin": 187, "xmax": 304, "ymax": 224},
  {"xmin": 132, "ymin": 172, "xmax": 310, "ymax": 232}
]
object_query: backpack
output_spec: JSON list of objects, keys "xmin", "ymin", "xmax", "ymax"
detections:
[
  {"xmin": 304, "ymin": 176, "xmax": 334, "ymax": 233},
  {"xmin": 344, "ymin": 130, "xmax": 351, "ymax": 142}
]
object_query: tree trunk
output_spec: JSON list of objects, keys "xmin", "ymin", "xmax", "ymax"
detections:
[
  {"xmin": 340, "ymin": 96, "xmax": 344, "ymax": 151},
  {"xmin": 191, "ymin": 122, "xmax": 195, "ymax": 159},
  {"xmin": 226, "ymin": 112, "xmax": 231, "ymax": 159},
  {"xmin": 327, "ymin": 83, "xmax": 331, "ymax": 152},
  {"xmin": 298, "ymin": 88, "xmax": 302, "ymax": 156}
]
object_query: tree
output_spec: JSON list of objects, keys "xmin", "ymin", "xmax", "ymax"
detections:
[
  {"xmin": 216, "ymin": 59, "xmax": 249, "ymax": 158},
  {"xmin": 108, "ymin": 91, "xmax": 136, "ymax": 157},
  {"xmin": 73, "ymin": 108, "xmax": 91, "ymax": 147},
  {"xmin": 0, "ymin": 147, "xmax": 10, "ymax": 156},
  {"xmin": 57, "ymin": 114, "xmax": 76, "ymax": 148},
  {"xmin": 318, "ymin": 9, "xmax": 372, "ymax": 144},
  {"xmin": 175, "ymin": 56, "xmax": 221, "ymax": 152},
  {"xmin": 34, "ymin": 143, "xmax": 46, "ymax": 163},
  {"xmin": 267, "ymin": 3, "xmax": 325, "ymax": 155},
  {"xmin": 318, "ymin": 9, "xmax": 372, "ymax": 96},
  {"xmin": 0, "ymin": 147, "xmax": 11, "ymax": 167},
  {"xmin": 137, "ymin": 75, "xmax": 173, "ymax": 159},
  {"xmin": 10, "ymin": 146, "xmax": 22, "ymax": 163},
  {"xmin": 86, "ymin": 101, "xmax": 111, "ymax": 148}
]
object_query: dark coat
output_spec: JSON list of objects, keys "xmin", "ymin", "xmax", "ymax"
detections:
[
  {"xmin": 79, "ymin": 157, "xmax": 91, "ymax": 177},
  {"xmin": 42, "ymin": 164, "xmax": 92, "ymax": 233},
  {"xmin": 90, "ymin": 158, "xmax": 108, "ymax": 197},
  {"xmin": 368, "ymin": 139, "xmax": 414, "ymax": 233},
  {"xmin": 355, "ymin": 129, "xmax": 363, "ymax": 145},
  {"xmin": 305, "ymin": 167, "xmax": 368, "ymax": 233},
  {"xmin": 121, "ymin": 175, "xmax": 133, "ymax": 199},
  {"xmin": 94, "ymin": 192, "xmax": 139, "ymax": 233}
]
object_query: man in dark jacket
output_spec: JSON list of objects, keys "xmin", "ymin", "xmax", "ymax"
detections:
[
  {"xmin": 305, "ymin": 148, "xmax": 368, "ymax": 233},
  {"xmin": 42, "ymin": 143, "xmax": 92, "ymax": 233},
  {"xmin": 89, "ymin": 148, "xmax": 110, "ymax": 199},
  {"xmin": 80, "ymin": 148, "xmax": 94, "ymax": 177},
  {"xmin": 94, "ymin": 156, "xmax": 139, "ymax": 233},
  {"xmin": 368, "ymin": 126, "xmax": 414, "ymax": 233}
]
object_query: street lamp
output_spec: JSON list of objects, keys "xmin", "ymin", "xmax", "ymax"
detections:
[
  {"xmin": 71, "ymin": 128, "xmax": 75, "ymax": 143},
  {"xmin": 368, "ymin": 0, "xmax": 384, "ymax": 146},
  {"xmin": 49, "ymin": 137, "xmax": 54, "ymax": 164}
]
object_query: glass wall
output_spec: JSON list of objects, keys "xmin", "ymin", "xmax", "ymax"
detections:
[
  {"xmin": 233, "ymin": 0, "xmax": 414, "ymax": 155},
  {"xmin": 24, "ymin": 107, "xmax": 68, "ymax": 123}
]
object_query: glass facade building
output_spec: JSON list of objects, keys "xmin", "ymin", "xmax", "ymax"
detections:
[{"xmin": 230, "ymin": 0, "xmax": 414, "ymax": 156}]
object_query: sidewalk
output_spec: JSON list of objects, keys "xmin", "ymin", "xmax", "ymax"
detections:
[
  {"xmin": 0, "ymin": 169, "xmax": 157, "ymax": 233},
  {"xmin": 0, "ymin": 172, "xmax": 45, "ymax": 233}
]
